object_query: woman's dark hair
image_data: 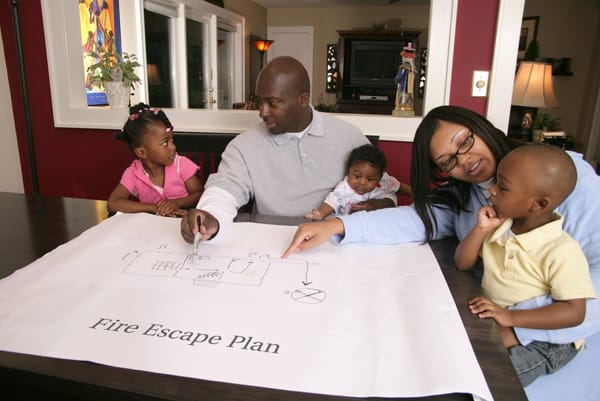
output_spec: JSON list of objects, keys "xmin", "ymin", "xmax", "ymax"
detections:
[
  {"xmin": 410, "ymin": 105, "xmax": 522, "ymax": 242},
  {"xmin": 346, "ymin": 144, "xmax": 387, "ymax": 176},
  {"xmin": 115, "ymin": 102, "xmax": 173, "ymax": 151}
]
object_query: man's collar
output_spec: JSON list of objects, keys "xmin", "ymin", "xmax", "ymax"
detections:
[{"xmin": 271, "ymin": 105, "xmax": 322, "ymax": 145}]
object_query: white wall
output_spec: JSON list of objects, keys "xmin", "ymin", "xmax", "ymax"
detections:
[{"xmin": 0, "ymin": 32, "xmax": 24, "ymax": 193}]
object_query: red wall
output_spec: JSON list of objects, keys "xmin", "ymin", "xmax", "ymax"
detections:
[
  {"xmin": 0, "ymin": 0, "xmax": 498, "ymax": 200},
  {"xmin": 0, "ymin": 1, "xmax": 134, "ymax": 199},
  {"xmin": 449, "ymin": 0, "xmax": 498, "ymax": 114}
]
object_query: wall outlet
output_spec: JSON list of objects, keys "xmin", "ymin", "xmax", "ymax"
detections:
[{"xmin": 471, "ymin": 70, "xmax": 489, "ymax": 97}]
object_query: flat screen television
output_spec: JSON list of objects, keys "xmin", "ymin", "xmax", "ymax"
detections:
[{"xmin": 348, "ymin": 40, "xmax": 405, "ymax": 87}]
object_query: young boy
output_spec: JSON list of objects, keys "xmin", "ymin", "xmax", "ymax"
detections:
[{"xmin": 454, "ymin": 144, "xmax": 596, "ymax": 387}]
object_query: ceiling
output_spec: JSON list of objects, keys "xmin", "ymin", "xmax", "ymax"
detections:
[{"xmin": 250, "ymin": 0, "xmax": 419, "ymax": 8}]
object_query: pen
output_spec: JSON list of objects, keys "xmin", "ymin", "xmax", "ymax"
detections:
[{"xmin": 193, "ymin": 215, "xmax": 201, "ymax": 262}]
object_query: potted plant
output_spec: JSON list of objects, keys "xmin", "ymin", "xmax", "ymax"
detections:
[
  {"xmin": 532, "ymin": 113, "xmax": 561, "ymax": 143},
  {"xmin": 86, "ymin": 51, "xmax": 142, "ymax": 108},
  {"xmin": 532, "ymin": 113, "xmax": 561, "ymax": 131}
]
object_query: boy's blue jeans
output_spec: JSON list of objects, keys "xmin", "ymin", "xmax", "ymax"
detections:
[{"xmin": 508, "ymin": 341, "xmax": 578, "ymax": 387}]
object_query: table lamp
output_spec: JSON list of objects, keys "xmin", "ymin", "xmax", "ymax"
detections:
[{"xmin": 510, "ymin": 61, "xmax": 559, "ymax": 139}]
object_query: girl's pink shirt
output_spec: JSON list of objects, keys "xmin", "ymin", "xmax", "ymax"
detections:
[{"xmin": 119, "ymin": 154, "xmax": 199, "ymax": 204}]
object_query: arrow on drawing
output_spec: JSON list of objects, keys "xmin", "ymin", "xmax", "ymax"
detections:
[{"xmin": 302, "ymin": 264, "xmax": 312, "ymax": 286}]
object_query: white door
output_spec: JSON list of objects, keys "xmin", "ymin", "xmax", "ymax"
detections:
[{"xmin": 266, "ymin": 26, "xmax": 314, "ymax": 103}]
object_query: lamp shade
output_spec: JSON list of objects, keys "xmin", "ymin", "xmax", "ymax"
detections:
[
  {"xmin": 511, "ymin": 61, "xmax": 559, "ymax": 108},
  {"xmin": 254, "ymin": 39, "xmax": 274, "ymax": 52}
]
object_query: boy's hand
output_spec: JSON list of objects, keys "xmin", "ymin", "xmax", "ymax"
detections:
[
  {"xmin": 477, "ymin": 206, "xmax": 505, "ymax": 232},
  {"xmin": 469, "ymin": 296, "xmax": 513, "ymax": 327}
]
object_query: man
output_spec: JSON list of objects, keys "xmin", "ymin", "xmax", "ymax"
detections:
[{"xmin": 181, "ymin": 56, "xmax": 369, "ymax": 243}]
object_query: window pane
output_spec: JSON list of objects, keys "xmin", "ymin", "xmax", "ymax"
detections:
[
  {"xmin": 144, "ymin": 10, "xmax": 172, "ymax": 107},
  {"xmin": 186, "ymin": 19, "xmax": 207, "ymax": 109},
  {"xmin": 217, "ymin": 28, "xmax": 233, "ymax": 109}
]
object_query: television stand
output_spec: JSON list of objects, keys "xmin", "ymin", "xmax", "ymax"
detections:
[
  {"xmin": 334, "ymin": 99, "xmax": 395, "ymax": 115},
  {"xmin": 335, "ymin": 30, "xmax": 421, "ymax": 115}
]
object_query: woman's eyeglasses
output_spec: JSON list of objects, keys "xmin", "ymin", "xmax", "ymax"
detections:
[{"xmin": 437, "ymin": 131, "xmax": 475, "ymax": 173}]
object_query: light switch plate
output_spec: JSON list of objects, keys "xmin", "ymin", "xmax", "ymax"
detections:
[{"xmin": 471, "ymin": 70, "xmax": 489, "ymax": 97}]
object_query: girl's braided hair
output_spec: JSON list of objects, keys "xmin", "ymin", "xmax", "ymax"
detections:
[{"xmin": 115, "ymin": 102, "xmax": 173, "ymax": 151}]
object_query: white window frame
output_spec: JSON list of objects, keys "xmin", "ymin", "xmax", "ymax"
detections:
[
  {"xmin": 143, "ymin": 1, "xmax": 181, "ymax": 107},
  {"xmin": 140, "ymin": 0, "xmax": 244, "ymax": 110},
  {"xmin": 41, "ymin": 0, "xmax": 520, "ymax": 141}
]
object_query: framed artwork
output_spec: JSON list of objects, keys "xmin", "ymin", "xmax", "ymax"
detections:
[
  {"xmin": 79, "ymin": 0, "xmax": 122, "ymax": 106},
  {"xmin": 518, "ymin": 16, "xmax": 539, "ymax": 59}
]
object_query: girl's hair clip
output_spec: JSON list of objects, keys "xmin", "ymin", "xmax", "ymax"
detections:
[
  {"xmin": 165, "ymin": 127, "xmax": 173, "ymax": 132},
  {"xmin": 129, "ymin": 114, "xmax": 139, "ymax": 121},
  {"xmin": 152, "ymin": 108, "xmax": 161, "ymax": 115}
]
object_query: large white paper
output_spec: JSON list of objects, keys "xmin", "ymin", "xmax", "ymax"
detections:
[{"xmin": 0, "ymin": 213, "xmax": 493, "ymax": 400}]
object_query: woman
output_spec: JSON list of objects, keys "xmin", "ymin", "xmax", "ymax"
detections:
[{"xmin": 284, "ymin": 105, "xmax": 600, "ymax": 398}]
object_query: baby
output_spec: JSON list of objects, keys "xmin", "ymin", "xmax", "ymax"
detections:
[{"xmin": 305, "ymin": 144, "xmax": 409, "ymax": 220}]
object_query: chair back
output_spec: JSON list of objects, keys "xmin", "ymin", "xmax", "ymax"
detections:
[{"xmin": 174, "ymin": 132, "xmax": 238, "ymax": 184}]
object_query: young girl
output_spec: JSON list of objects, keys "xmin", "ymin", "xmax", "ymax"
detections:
[
  {"xmin": 304, "ymin": 144, "xmax": 410, "ymax": 220},
  {"xmin": 107, "ymin": 103, "xmax": 203, "ymax": 217}
]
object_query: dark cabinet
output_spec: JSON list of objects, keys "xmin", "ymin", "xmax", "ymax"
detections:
[{"xmin": 335, "ymin": 30, "xmax": 420, "ymax": 115}]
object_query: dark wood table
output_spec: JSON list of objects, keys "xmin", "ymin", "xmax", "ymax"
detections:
[{"xmin": 0, "ymin": 192, "xmax": 527, "ymax": 401}]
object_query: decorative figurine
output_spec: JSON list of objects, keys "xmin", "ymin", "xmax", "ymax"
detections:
[{"xmin": 393, "ymin": 42, "xmax": 416, "ymax": 117}]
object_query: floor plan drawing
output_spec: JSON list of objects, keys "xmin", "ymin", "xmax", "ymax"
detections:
[{"xmin": 121, "ymin": 249, "xmax": 322, "ymax": 295}]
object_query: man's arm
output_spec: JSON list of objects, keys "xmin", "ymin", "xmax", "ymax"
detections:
[{"xmin": 350, "ymin": 198, "xmax": 395, "ymax": 213}]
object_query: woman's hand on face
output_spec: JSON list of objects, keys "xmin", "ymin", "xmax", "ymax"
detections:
[{"xmin": 282, "ymin": 218, "xmax": 345, "ymax": 258}]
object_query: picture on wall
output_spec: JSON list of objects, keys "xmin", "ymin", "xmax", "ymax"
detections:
[
  {"xmin": 79, "ymin": 0, "xmax": 122, "ymax": 106},
  {"xmin": 518, "ymin": 16, "xmax": 539, "ymax": 59}
]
